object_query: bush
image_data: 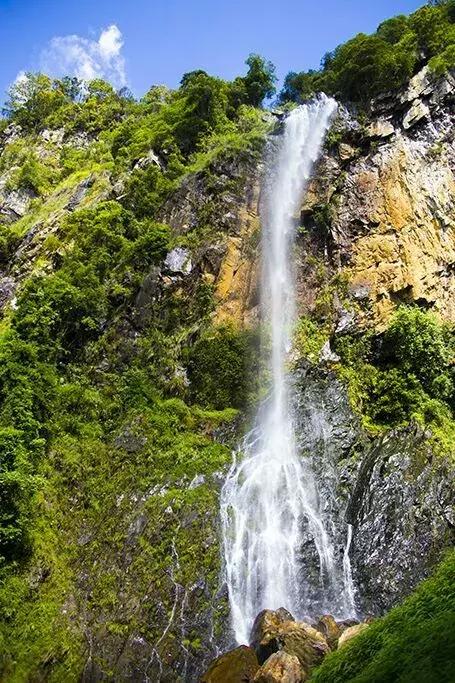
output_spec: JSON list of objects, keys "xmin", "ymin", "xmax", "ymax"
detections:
[
  {"xmin": 186, "ymin": 325, "xmax": 258, "ymax": 410},
  {"xmin": 333, "ymin": 306, "xmax": 455, "ymax": 431},
  {"xmin": 381, "ymin": 307, "xmax": 454, "ymax": 401}
]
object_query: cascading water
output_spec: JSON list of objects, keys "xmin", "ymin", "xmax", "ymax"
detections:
[{"xmin": 220, "ymin": 95, "xmax": 356, "ymax": 646}]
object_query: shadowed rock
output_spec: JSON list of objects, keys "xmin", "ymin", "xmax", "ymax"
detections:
[
  {"xmin": 314, "ymin": 615, "xmax": 342, "ymax": 649},
  {"xmin": 200, "ymin": 645, "xmax": 259, "ymax": 682},
  {"xmin": 250, "ymin": 609, "xmax": 294, "ymax": 664}
]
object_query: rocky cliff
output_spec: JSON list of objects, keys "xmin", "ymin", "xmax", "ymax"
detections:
[
  {"xmin": 301, "ymin": 66, "xmax": 455, "ymax": 329},
  {"xmin": 0, "ymin": 63, "xmax": 453, "ymax": 683}
]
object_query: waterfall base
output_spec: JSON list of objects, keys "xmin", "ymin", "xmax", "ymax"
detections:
[{"xmin": 201, "ymin": 607, "xmax": 371, "ymax": 683}]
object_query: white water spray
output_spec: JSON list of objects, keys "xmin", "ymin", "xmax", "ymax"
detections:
[{"xmin": 221, "ymin": 96, "xmax": 356, "ymax": 645}]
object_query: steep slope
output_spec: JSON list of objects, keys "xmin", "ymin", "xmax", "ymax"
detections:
[{"xmin": 0, "ymin": 7, "xmax": 454, "ymax": 682}]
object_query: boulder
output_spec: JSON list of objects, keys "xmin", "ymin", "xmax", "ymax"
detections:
[
  {"xmin": 274, "ymin": 621, "xmax": 330, "ymax": 675},
  {"xmin": 337, "ymin": 623, "xmax": 369, "ymax": 648},
  {"xmin": 200, "ymin": 645, "xmax": 259, "ymax": 683},
  {"xmin": 314, "ymin": 615, "xmax": 341, "ymax": 649},
  {"xmin": 253, "ymin": 651, "xmax": 303, "ymax": 683},
  {"xmin": 250, "ymin": 611, "xmax": 329, "ymax": 676},
  {"xmin": 250, "ymin": 609, "xmax": 294, "ymax": 664}
]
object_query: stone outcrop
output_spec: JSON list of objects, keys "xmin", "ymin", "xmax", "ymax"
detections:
[
  {"xmin": 250, "ymin": 610, "xmax": 330, "ymax": 676},
  {"xmin": 160, "ymin": 156, "xmax": 261, "ymax": 326},
  {"xmin": 314, "ymin": 615, "xmax": 342, "ymax": 650},
  {"xmin": 200, "ymin": 645, "xmax": 259, "ymax": 682},
  {"xmin": 253, "ymin": 651, "xmax": 302, "ymax": 683},
  {"xmin": 301, "ymin": 67, "xmax": 455, "ymax": 329},
  {"xmin": 204, "ymin": 609, "xmax": 371, "ymax": 682},
  {"xmin": 293, "ymin": 363, "xmax": 455, "ymax": 616}
]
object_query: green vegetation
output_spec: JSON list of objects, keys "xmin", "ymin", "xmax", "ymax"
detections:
[
  {"xmin": 311, "ymin": 549, "xmax": 455, "ymax": 682},
  {"xmin": 0, "ymin": 53, "xmax": 274, "ymax": 678},
  {"xmin": 0, "ymin": 4, "xmax": 454, "ymax": 677},
  {"xmin": 280, "ymin": 1, "xmax": 455, "ymax": 105},
  {"xmin": 186, "ymin": 324, "xmax": 260, "ymax": 410},
  {"xmin": 331, "ymin": 307, "xmax": 455, "ymax": 445}
]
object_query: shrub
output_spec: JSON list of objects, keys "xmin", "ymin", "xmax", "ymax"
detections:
[
  {"xmin": 186, "ymin": 325, "xmax": 258, "ymax": 410},
  {"xmin": 381, "ymin": 307, "xmax": 454, "ymax": 401}
]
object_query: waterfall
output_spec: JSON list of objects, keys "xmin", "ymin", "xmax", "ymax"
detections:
[{"xmin": 220, "ymin": 96, "xmax": 356, "ymax": 646}]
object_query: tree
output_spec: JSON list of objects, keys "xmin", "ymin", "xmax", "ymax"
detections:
[
  {"xmin": 279, "ymin": 71, "xmax": 316, "ymax": 104},
  {"xmin": 381, "ymin": 307, "xmax": 454, "ymax": 400},
  {"xmin": 3, "ymin": 73, "xmax": 67, "ymax": 130},
  {"xmin": 242, "ymin": 54, "xmax": 277, "ymax": 106}
]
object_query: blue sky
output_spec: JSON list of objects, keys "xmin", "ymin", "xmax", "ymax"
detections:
[{"xmin": 0, "ymin": 0, "xmax": 424, "ymax": 102}]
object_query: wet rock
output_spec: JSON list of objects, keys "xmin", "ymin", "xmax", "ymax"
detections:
[
  {"xmin": 253, "ymin": 651, "xmax": 302, "ymax": 683},
  {"xmin": 336, "ymin": 618, "xmax": 360, "ymax": 632},
  {"xmin": 346, "ymin": 423, "xmax": 455, "ymax": 614},
  {"xmin": 314, "ymin": 615, "xmax": 341, "ymax": 650},
  {"xmin": 337, "ymin": 623, "xmax": 369, "ymax": 648},
  {"xmin": 250, "ymin": 609, "xmax": 294, "ymax": 664},
  {"xmin": 200, "ymin": 645, "xmax": 259, "ymax": 683},
  {"xmin": 164, "ymin": 247, "xmax": 192, "ymax": 275}
]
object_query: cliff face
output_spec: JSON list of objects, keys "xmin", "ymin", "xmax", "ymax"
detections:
[
  {"xmin": 293, "ymin": 363, "xmax": 455, "ymax": 617},
  {"xmin": 0, "ymin": 67, "xmax": 454, "ymax": 683},
  {"xmin": 301, "ymin": 66, "xmax": 455, "ymax": 329}
]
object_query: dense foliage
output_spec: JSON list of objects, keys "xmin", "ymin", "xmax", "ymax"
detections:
[
  {"xmin": 0, "ymin": 53, "xmax": 276, "ymax": 677},
  {"xmin": 0, "ymin": 3, "xmax": 454, "ymax": 677},
  {"xmin": 332, "ymin": 307, "xmax": 455, "ymax": 438},
  {"xmin": 311, "ymin": 549, "xmax": 455, "ymax": 682},
  {"xmin": 280, "ymin": 0, "xmax": 455, "ymax": 104}
]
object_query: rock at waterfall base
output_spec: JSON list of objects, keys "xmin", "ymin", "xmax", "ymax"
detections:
[
  {"xmin": 314, "ymin": 615, "xmax": 342, "ymax": 650},
  {"xmin": 337, "ymin": 622, "xmax": 369, "ymax": 648},
  {"xmin": 250, "ymin": 609, "xmax": 295, "ymax": 663},
  {"xmin": 253, "ymin": 651, "xmax": 303, "ymax": 682},
  {"xmin": 200, "ymin": 645, "xmax": 259, "ymax": 682},
  {"xmin": 250, "ymin": 610, "xmax": 330, "ymax": 676}
]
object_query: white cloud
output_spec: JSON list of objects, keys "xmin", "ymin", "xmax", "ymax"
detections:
[{"xmin": 39, "ymin": 24, "xmax": 127, "ymax": 88}]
